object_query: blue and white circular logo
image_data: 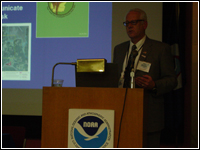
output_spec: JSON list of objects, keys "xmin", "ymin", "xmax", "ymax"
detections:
[{"xmin": 69, "ymin": 111, "xmax": 112, "ymax": 148}]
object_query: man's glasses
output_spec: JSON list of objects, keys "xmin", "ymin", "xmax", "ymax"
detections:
[{"xmin": 123, "ymin": 20, "xmax": 144, "ymax": 26}]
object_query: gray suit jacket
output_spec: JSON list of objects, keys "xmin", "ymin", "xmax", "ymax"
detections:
[{"xmin": 113, "ymin": 37, "xmax": 177, "ymax": 132}]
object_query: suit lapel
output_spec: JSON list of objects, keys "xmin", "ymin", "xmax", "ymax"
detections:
[
  {"xmin": 122, "ymin": 42, "xmax": 130, "ymax": 59},
  {"xmin": 120, "ymin": 42, "xmax": 130, "ymax": 66},
  {"xmin": 139, "ymin": 37, "xmax": 152, "ymax": 61}
]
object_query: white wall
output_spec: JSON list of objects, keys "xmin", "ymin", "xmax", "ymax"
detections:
[{"xmin": 112, "ymin": 2, "xmax": 163, "ymax": 61}]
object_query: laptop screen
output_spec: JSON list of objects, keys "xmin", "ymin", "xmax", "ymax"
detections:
[{"xmin": 76, "ymin": 63, "xmax": 119, "ymax": 88}]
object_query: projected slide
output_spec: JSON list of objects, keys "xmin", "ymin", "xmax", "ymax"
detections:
[
  {"xmin": 36, "ymin": 2, "xmax": 89, "ymax": 38},
  {"xmin": 2, "ymin": 2, "xmax": 112, "ymax": 89},
  {"xmin": 2, "ymin": 23, "xmax": 31, "ymax": 80}
]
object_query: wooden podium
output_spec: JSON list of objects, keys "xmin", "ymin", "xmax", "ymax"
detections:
[{"xmin": 41, "ymin": 87, "xmax": 146, "ymax": 148}]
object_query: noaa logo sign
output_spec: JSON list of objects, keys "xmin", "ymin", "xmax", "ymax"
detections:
[{"xmin": 68, "ymin": 109, "xmax": 114, "ymax": 148}]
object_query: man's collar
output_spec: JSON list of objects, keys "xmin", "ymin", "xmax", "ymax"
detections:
[{"xmin": 130, "ymin": 35, "xmax": 146, "ymax": 51}]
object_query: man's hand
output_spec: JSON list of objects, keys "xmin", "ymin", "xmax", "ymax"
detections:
[{"xmin": 135, "ymin": 75, "xmax": 155, "ymax": 89}]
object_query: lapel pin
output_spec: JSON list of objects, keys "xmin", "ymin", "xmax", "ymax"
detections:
[{"xmin": 143, "ymin": 51, "xmax": 147, "ymax": 54}]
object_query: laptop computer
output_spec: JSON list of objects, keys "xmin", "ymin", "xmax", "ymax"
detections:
[{"xmin": 76, "ymin": 63, "xmax": 119, "ymax": 88}]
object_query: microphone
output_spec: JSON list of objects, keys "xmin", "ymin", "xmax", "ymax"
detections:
[{"xmin": 130, "ymin": 68, "xmax": 135, "ymax": 89}]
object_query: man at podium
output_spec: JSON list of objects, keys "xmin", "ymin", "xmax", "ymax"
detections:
[{"xmin": 113, "ymin": 8, "xmax": 177, "ymax": 148}]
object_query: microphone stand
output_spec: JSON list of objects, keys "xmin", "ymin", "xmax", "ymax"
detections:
[{"xmin": 51, "ymin": 62, "xmax": 76, "ymax": 87}]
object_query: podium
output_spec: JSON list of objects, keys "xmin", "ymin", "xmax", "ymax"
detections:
[{"xmin": 41, "ymin": 87, "xmax": 146, "ymax": 148}]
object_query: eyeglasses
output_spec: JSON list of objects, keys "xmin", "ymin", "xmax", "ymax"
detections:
[{"xmin": 123, "ymin": 20, "xmax": 144, "ymax": 26}]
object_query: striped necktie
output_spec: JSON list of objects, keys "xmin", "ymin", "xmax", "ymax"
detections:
[{"xmin": 123, "ymin": 45, "xmax": 138, "ymax": 88}]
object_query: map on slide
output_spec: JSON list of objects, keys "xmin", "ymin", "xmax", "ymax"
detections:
[{"xmin": 2, "ymin": 23, "xmax": 31, "ymax": 80}]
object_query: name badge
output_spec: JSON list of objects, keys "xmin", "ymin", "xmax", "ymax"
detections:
[{"xmin": 137, "ymin": 61, "xmax": 151, "ymax": 73}]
